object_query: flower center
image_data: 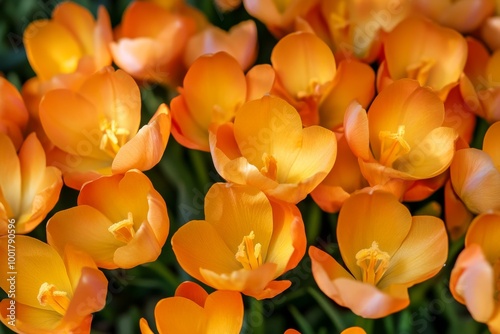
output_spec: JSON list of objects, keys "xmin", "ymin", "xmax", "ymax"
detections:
[
  {"xmin": 378, "ymin": 125, "xmax": 411, "ymax": 166},
  {"xmin": 99, "ymin": 118, "xmax": 130, "ymax": 158},
  {"xmin": 37, "ymin": 282, "xmax": 71, "ymax": 315},
  {"xmin": 235, "ymin": 231, "xmax": 263, "ymax": 270},
  {"xmin": 406, "ymin": 58, "xmax": 435, "ymax": 87},
  {"xmin": 355, "ymin": 241, "xmax": 391, "ymax": 285},
  {"xmin": 261, "ymin": 153, "xmax": 278, "ymax": 181},
  {"xmin": 108, "ymin": 212, "xmax": 135, "ymax": 244}
]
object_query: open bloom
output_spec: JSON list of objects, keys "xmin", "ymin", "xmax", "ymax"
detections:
[
  {"xmin": 310, "ymin": 190, "xmax": 448, "ymax": 318},
  {"xmin": 0, "ymin": 133, "xmax": 62, "ymax": 235},
  {"xmin": 344, "ymin": 78, "xmax": 457, "ymax": 200},
  {"xmin": 0, "ymin": 236, "xmax": 108, "ymax": 333},
  {"xmin": 46, "ymin": 169, "xmax": 169, "ymax": 269},
  {"xmin": 0, "ymin": 78, "xmax": 28, "ymax": 150},
  {"xmin": 139, "ymin": 281, "xmax": 243, "ymax": 334},
  {"xmin": 450, "ymin": 213, "xmax": 500, "ymax": 333},
  {"xmin": 110, "ymin": 0, "xmax": 197, "ymax": 85},
  {"xmin": 210, "ymin": 95, "xmax": 337, "ymax": 203},
  {"xmin": 171, "ymin": 52, "xmax": 274, "ymax": 151},
  {"xmin": 172, "ymin": 183, "xmax": 306, "ymax": 299},
  {"xmin": 39, "ymin": 67, "xmax": 171, "ymax": 189}
]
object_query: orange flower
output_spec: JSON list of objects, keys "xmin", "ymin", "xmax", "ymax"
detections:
[
  {"xmin": 341, "ymin": 327, "xmax": 367, "ymax": 334},
  {"xmin": 480, "ymin": 15, "xmax": 500, "ymax": 51},
  {"xmin": 184, "ymin": 20, "xmax": 257, "ymax": 71},
  {"xmin": 0, "ymin": 236, "xmax": 108, "ymax": 333},
  {"xmin": 450, "ymin": 213, "xmax": 500, "ymax": 333},
  {"xmin": 0, "ymin": 78, "xmax": 28, "ymax": 150},
  {"xmin": 379, "ymin": 17, "xmax": 467, "ymax": 100},
  {"xmin": 23, "ymin": 1, "xmax": 112, "ymax": 82},
  {"xmin": 310, "ymin": 190, "xmax": 448, "ymax": 318},
  {"xmin": 46, "ymin": 169, "xmax": 169, "ymax": 269},
  {"xmin": 39, "ymin": 67, "xmax": 171, "ymax": 189},
  {"xmin": 344, "ymin": 79, "xmax": 457, "ymax": 200},
  {"xmin": 110, "ymin": 1, "xmax": 197, "ymax": 85},
  {"xmin": 171, "ymin": 52, "xmax": 273, "ymax": 151},
  {"xmin": 0, "ymin": 133, "xmax": 62, "ymax": 235},
  {"xmin": 139, "ymin": 281, "xmax": 243, "ymax": 334},
  {"xmin": 171, "ymin": 183, "xmax": 306, "ymax": 299},
  {"xmin": 210, "ymin": 95, "xmax": 337, "ymax": 203}
]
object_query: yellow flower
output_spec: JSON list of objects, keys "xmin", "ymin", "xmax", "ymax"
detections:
[
  {"xmin": 310, "ymin": 190, "xmax": 448, "ymax": 318},
  {"xmin": 0, "ymin": 236, "xmax": 107, "ymax": 333},
  {"xmin": 46, "ymin": 170, "xmax": 169, "ymax": 269},
  {"xmin": 172, "ymin": 183, "xmax": 306, "ymax": 299},
  {"xmin": 0, "ymin": 133, "xmax": 62, "ymax": 235},
  {"xmin": 140, "ymin": 281, "xmax": 243, "ymax": 334},
  {"xmin": 210, "ymin": 95, "xmax": 336, "ymax": 203}
]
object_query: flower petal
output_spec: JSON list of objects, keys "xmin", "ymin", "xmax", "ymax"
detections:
[
  {"xmin": 466, "ymin": 213, "xmax": 500, "ymax": 264},
  {"xmin": 205, "ymin": 290, "xmax": 244, "ymax": 333},
  {"xmin": 483, "ymin": 121, "xmax": 500, "ymax": 169},
  {"xmin": 175, "ymin": 281, "xmax": 208, "ymax": 307},
  {"xmin": 154, "ymin": 296, "xmax": 206, "ymax": 333},
  {"xmin": 0, "ymin": 133, "xmax": 21, "ymax": 217},
  {"xmin": 343, "ymin": 102, "xmax": 371, "ymax": 161}
]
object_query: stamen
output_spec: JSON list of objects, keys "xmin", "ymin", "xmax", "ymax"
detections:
[
  {"xmin": 99, "ymin": 119, "xmax": 130, "ymax": 158},
  {"xmin": 261, "ymin": 153, "xmax": 278, "ymax": 181},
  {"xmin": 355, "ymin": 241, "xmax": 391, "ymax": 285},
  {"xmin": 235, "ymin": 231, "xmax": 263, "ymax": 270},
  {"xmin": 37, "ymin": 283, "xmax": 70, "ymax": 315},
  {"xmin": 378, "ymin": 125, "xmax": 411, "ymax": 166},
  {"xmin": 108, "ymin": 212, "xmax": 135, "ymax": 244}
]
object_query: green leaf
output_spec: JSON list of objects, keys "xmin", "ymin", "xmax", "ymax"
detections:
[{"xmin": 307, "ymin": 287, "xmax": 345, "ymax": 331}]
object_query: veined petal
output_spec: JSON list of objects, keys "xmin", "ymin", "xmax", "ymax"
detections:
[
  {"xmin": 205, "ymin": 183, "xmax": 273, "ymax": 260},
  {"xmin": 172, "ymin": 220, "xmax": 241, "ymax": 282},
  {"xmin": 343, "ymin": 102, "xmax": 371, "ymax": 161},
  {"xmin": 46, "ymin": 205, "xmax": 122, "ymax": 269},
  {"xmin": 271, "ymin": 32, "xmax": 336, "ymax": 99},
  {"xmin": 379, "ymin": 216, "xmax": 448, "ymax": 288},
  {"xmin": 24, "ymin": 20, "xmax": 83, "ymax": 81},
  {"xmin": 154, "ymin": 296, "xmax": 206, "ymax": 333},
  {"xmin": 0, "ymin": 134, "xmax": 21, "ymax": 218},
  {"xmin": 0, "ymin": 299, "xmax": 62, "ymax": 333},
  {"xmin": 483, "ymin": 121, "xmax": 500, "ymax": 169},
  {"xmin": 205, "ymin": 290, "xmax": 244, "ymax": 333},
  {"xmin": 337, "ymin": 191, "xmax": 412, "ymax": 281},
  {"xmin": 450, "ymin": 244, "xmax": 495, "ymax": 323},
  {"xmin": 112, "ymin": 103, "xmax": 171, "ymax": 173},
  {"xmin": 466, "ymin": 213, "xmax": 500, "ymax": 264}
]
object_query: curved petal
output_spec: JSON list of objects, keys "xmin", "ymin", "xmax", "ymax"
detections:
[
  {"xmin": 343, "ymin": 102, "xmax": 371, "ymax": 161},
  {"xmin": 112, "ymin": 104, "xmax": 171, "ymax": 173},
  {"xmin": 271, "ymin": 32, "xmax": 336, "ymax": 99},
  {"xmin": 439, "ymin": 0, "xmax": 495, "ymax": 33},
  {"xmin": 337, "ymin": 191, "xmax": 412, "ymax": 280},
  {"xmin": 154, "ymin": 296, "xmax": 206, "ymax": 333},
  {"xmin": 444, "ymin": 180, "xmax": 473, "ymax": 240},
  {"xmin": 0, "ymin": 134, "xmax": 21, "ymax": 218},
  {"xmin": 0, "ymin": 299, "xmax": 62, "ymax": 333},
  {"xmin": 205, "ymin": 183, "xmax": 273, "ymax": 260},
  {"xmin": 139, "ymin": 318, "xmax": 155, "ymax": 334},
  {"xmin": 483, "ymin": 121, "xmax": 500, "ymax": 168},
  {"xmin": 466, "ymin": 213, "xmax": 500, "ymax": 264},
  {"xmin": 246, "ymin": 64, "xmax": 275, "ymax": 101},
  {"xmin": 170, "ymin": 95, "xmax": 210, "ymax": 151},
  {"xmin": 52, "ymin": 2, "xmax": 95, "ymax": 54},
  {"xmin": 175, "ymin": 281, "xmax": 208, "ymax": 307},
  {"xmin": 46, "ymin": 205, "xmax": 122, "ymax": 269},
  {"xmin": 205, "ymin": 290, "xmax": 244, "ymax": 333},
  {"xmin": 341, "ymin": 327, "xmax": 367, "ymax": 334},
  {"xmin": 450, "ymin": 244, "xmax": 495, "ymax": 323},
  {"xmin": 379, "ymin": 216, "xmax": 448, "ymax": 288}
]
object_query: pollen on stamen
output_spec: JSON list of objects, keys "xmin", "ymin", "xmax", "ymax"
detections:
[
  {"xmin": 99, "ymin": 118, "xmax": 130, "ymax": 158},
  {"xmin": 355, "ymin": 241, "xmax": 391, "ymax": 285},
  {"xmin": 378, "ymin": 125, "xmax": 411, "ymax": 167},
  {"xmin": 37, "ymin": 282, "xmax": 71, "ymax": 316},
  {"xmin": 108, "ymin": 212, "xmax": 135, "ymax": 244},
  {"xmin": 235, "ymin": 231, "xmax": 263, "ymax": 270}
]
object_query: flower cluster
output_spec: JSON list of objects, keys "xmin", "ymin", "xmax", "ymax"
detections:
[{"xmin": 1, "ymin": 0, "xmax": 500, "ymax": 333}]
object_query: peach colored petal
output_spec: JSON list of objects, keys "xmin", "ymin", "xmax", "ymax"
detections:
[
  {"xmin": 464, "ymin": 37, "xmax": 490, "ymax": 88},
  {"xmin": 319, "ymin": 59, "xmax": 375, "ymax": 131},
  {"xmin": 175, "ymin": 281, "xmax": 208, "ymax": 307},
  {"xmin": 466, "ymin": 213, "xmax": 500, "ymax": 264},
  {"xmin": 483, "ymin": 121, "xmax": 500, "ymax": 168},
  {"xmin": 170, "ymin": 95, "xmax": 211, "ymax": 151},
  {"xmin": 154, "ymin": 296, "xmax": 206, "ymax": 333},
  {"xmin": 438, "ymin": 0, "xmax": 495, "ymax": 32},
  {"xmin": 205, "ymin": 290, "xmax": 244, "ymax": 332},
  {"xmin": 379, "ymin": 216, "xmax": 447, "ymax": 288},
  {"xmin": 444, "ymin": 180, "xmax": 473, "ymax": 240},
  {"xmin": 481, "ymin": 16, "xmax": 500, "ymax": 51},
  {"xmin": 450, "ymin": 148, "xmax": 500, "ymax": 213},
  {"xmin": 94, "ymin": 6, "xmax": 113, "ymax": 69},
  {"xmin": 337, "ymin": 191, "xmax": 412, "ymax": 280},
  {"xmin": 246, "ymin": 64, "xmax": 275, "ymax": 101},
  {"xmin": 0, "ymin": 134, "xmax": 21, "ymax": 217},
  {"xmin": 343, "ymin": 101, "xmax": 371, "ymax": 161},
  {"xmin": 271, "ymin": 32, "xmax": 336, "ymax": 99},
  {"xmin": 450, "ymin": 244, "xmax": 495, "ymax": 323},
  {"xmin": 112, "ymin": 104, "xmax": 171, "ymax": 173},
  {"xmin": 204, "ymin": 183, "xmax": 273, "ymax": 260},
  {"xmin": 23, "ymin": 20, "xmax": 83, "ymax": 80},
  {"xmin": 52, "ymin": 2, "xmax": 94, "ymax": 54}
]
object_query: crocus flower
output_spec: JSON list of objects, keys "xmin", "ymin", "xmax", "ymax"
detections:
[
  {"xmin": 341, "ymin": 327, "xmax": 366, "ymax": 334},
  {"xmin": 0, "ymin": 236, "xmax": 108, "ymax": 333},
  {"xmin": 379, "ymin": 17, "xmax": 468, "ymax": 100},
  {"xmin": 171, "ymin": 52, "xmax": 274, "ymax": 151},
  {"xmin": 139, "ymin": 281, "xmax": 243, "ymax": 334},
  {"xmin": 0, "ymin": 78, "xmax": 28, "ymax": 150},
  {"xmin": 183, "ymin": 20, "xmax": 257, "ymax": 71},
  {"xmin": 450, "ymin": 213, "xmax": 500, "ymax": 333},
  {"xmin": 171, "ymin": 183, "xmax": 306, "ymax": 299},
  {"xmin": 210, "ymin": 95, "xmax": 337, "ymax": 203},
  {"xmin": 0, "ymin": 133, "xmax": 62, "ymax": 235},
  {"xmin": 110, "ymin": 0, "xmax": 197, "ymax": 86},
  {"xmin": 39, "ymin": 67, "xmax": 171, "ymax": 189},
  {"xmin": 46, "ymin": 169, "xmax": 169, "ymax": 269},
  {"xmin": 310, "ymin": 190, "xmax": 448, "ymax": 318},
  {"xmin": 343, "ymin": 78, "xmax": 457, "ymax": 200}
]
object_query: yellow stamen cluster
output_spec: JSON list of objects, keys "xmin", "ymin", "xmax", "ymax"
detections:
[
  {"xmin": 379, "ymin": 125, "xmax": 411, "ymax": 166},
  {"xmin": 235, "ymin": 231, "xmax": 263, "ymax": 270},
  {"xmin": 99, "ymin": 118, "xmax": 130, "ymax": 158},
  {"xmin": 108, "ymin": 212, "xmax": 135, "ymax": 244},
  {"xmin": 261, "ymin": 153, "xmax": 278, "ymax": 181},
  {"xmin": 355, "ymin": 241, "xmax": 391, "ymax": 285},
  {"xmin": 37, "ymin": 282, "xmax": 71, "ymax": 315}
]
